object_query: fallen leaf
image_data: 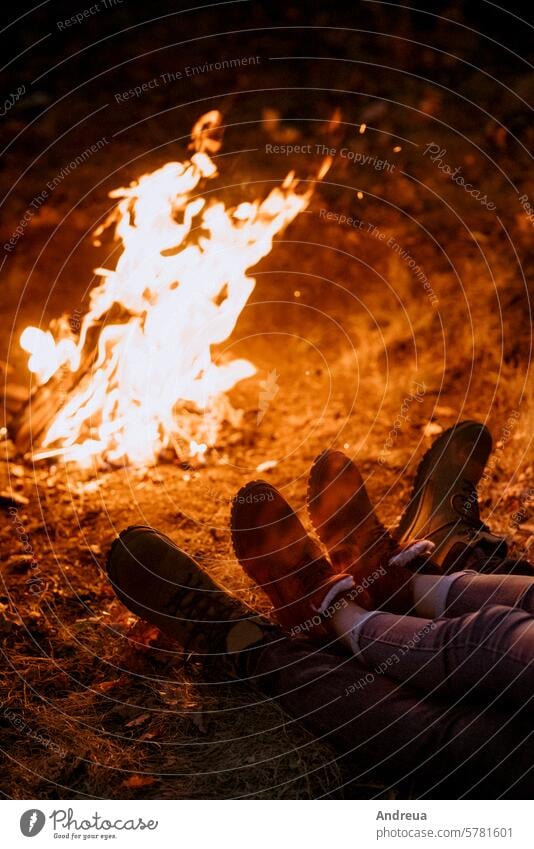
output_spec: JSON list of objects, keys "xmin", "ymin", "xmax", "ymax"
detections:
[
  {"xmin": 95, "ymin": 680, "xmax": 120, "ymax": 692},
  {"xmin": 126, "ymin": 712, "xmax": 151, "ymax": 728},
  {"xmin": 121, "ymin": 775, "xmax": 156, "ymax": 789}
]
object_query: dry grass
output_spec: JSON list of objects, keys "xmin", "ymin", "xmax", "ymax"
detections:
[{"xmin": 2, "ymin": 203, "xmax": 531, "ymax": 797}]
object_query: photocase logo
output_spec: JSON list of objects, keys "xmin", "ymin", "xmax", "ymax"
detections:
[{"xmin": 20, "ymin": 809, "xmax": 46, "ymax": 837}]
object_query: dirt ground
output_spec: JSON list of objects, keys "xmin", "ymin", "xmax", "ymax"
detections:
[{"xmin": 1, "ymin": 2, "xmax": 533, "ymax": 798}]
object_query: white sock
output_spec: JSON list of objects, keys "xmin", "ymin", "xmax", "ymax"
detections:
[
  {"xmin": 412, "ymin": 570, "xmax": 475, "ymax": 618},
  {"xmin": 332, "ymin": 602, "xmax": 383, "ymax": 657},
  {"xmin": 389, "ymin": 539, "xmax": 436, "ymax": 568}
]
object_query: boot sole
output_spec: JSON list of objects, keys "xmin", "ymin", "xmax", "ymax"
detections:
[
  {"xmin": 106, "ymin": 524, "xmax": 156, "ymax": 580},
  {"xmin": 306, "ymin": 450, "xmax": 382, "ymax": 554},
  {"xmin": 230, "ymin": 479, "xmax": 273, "ymax": 566},
  {"xmin": 395, "ymin": 420, "xmax": 492, "ymax": 543}
]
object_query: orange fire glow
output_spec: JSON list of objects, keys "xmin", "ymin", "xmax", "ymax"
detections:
[{"xmin": 20, "ymin": 112, "xmax": 327, "ymax": 467}]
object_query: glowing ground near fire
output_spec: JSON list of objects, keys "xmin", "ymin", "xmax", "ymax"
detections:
[{"xmin": 19, "ymin": 112, "xmax": 324, "ymax": 468}]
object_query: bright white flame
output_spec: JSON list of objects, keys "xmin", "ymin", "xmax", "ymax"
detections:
[{"xmin": 21, "ymin": 112, "xmax": 322, "ymax": 467}]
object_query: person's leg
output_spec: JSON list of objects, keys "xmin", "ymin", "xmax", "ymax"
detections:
[
  {"xmin": 412, "ymin": 569, "xmax": 534, "ymax": 618},
  {"xmin": 331, "ymin": 599, "xmax": 534, "ymax": 707},
  {"xmin": 107, "ymin": 524, "xmax": 534, "ymax": 797},
  {"xmin": 304, "ymin": 448, "xmax": 532, "ymax": 619},
  {"xmin": 230, "ymin": 480, "xmax": 534, "ymax": 710},
  {"xmin": 106, "ymin": 524, "xmax": 281, "ymax": 665},
  {"xmin": 246, "ymin": 635, "xmax": 534, "ymax": 798},
  {"xmin": 306, "ymin": 448, "xmax": 434, "ymax": 614}
]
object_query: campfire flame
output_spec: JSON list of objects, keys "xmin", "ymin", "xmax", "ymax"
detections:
[{"xmin": 20, "ymin": 112, "xmax": 326, "ymax": 467}]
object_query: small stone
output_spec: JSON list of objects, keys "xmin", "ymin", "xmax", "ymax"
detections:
[
  {"xmin": 423, "ymin": 422, "xmax": 443, "ymax": 437},
  {"xmin": 0, "ymin": 491, "xmax": 29, "ymax": 508},
  {"xmin": 6, "ymin": 554, "xmax": 35, "ymax": 572}
]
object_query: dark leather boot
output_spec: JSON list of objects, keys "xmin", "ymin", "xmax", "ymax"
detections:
[
  {"xmin": 107, "ymin": 525, "xmax": 274, "ymax": 661},
  {"xmin": 231, "ymin": 481, "xmax": 357, "ymax": 637},
  {"xmin": 307, "ymin": 451, "xmax": 428, "ymax": 613},
  {"xmin": 396, "ymin": 421, "xmax": 507, "ymax": 571}
]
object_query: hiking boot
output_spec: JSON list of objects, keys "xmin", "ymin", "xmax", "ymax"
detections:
[
  {"xmin": 231, "ymin": 481, "xmax": 356, "ymax": 637},
  {"xmin": 396, "ymin": 421, "xmax": 507, "ymax": 571},
  {"xmin": 106, "ymin": 525, "xmax": 275, "ymax": 660},
  {"xmin": 307, "ymin": 450, "xmax": 435, "ymax": 613}
]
